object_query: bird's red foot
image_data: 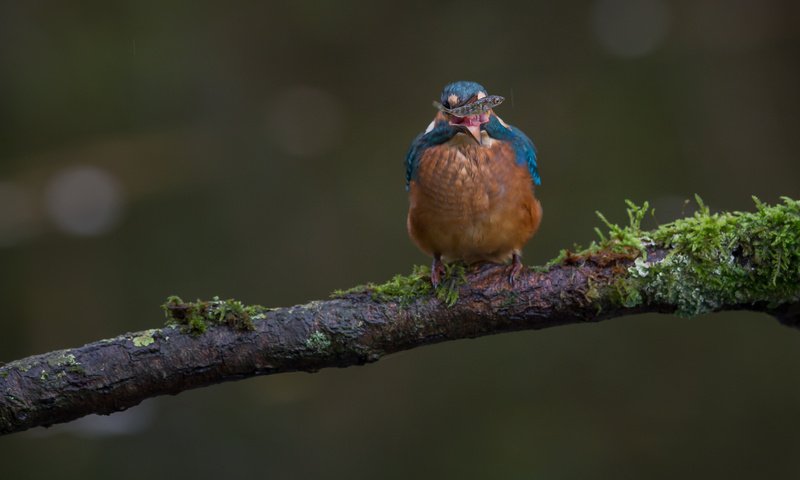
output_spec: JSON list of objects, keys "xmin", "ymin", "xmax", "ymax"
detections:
[
  {"xmin": 430, "ymin": 255, "xmax": 446, "ymax": 288},
  {"xmin": 508, "ymin": 253, "xmax": 524, "ymax": 286}
]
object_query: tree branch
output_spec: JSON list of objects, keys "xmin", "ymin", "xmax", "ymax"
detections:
[{"xmin": 2, "ymin": 198, "xmax": 799, "ymax": 436}]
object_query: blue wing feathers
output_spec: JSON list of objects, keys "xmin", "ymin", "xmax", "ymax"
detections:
[
  {"xmin": 484, "ymin": 116, "xmax": 541, "ymax": 186},
  {"xmin": 405, "ymin": 122, "xmax": 459, "ymax": 190}
]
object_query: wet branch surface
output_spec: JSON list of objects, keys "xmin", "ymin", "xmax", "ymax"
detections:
[{"xmin": 2, "ymin": 245, "xmax": 797, "ymax": 436}]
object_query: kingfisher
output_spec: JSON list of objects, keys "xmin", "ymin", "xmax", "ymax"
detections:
[{"xmin": 405, "ymin": 81, "xmax": 542, "ymax": 287}]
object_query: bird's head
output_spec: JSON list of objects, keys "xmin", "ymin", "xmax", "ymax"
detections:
[{"xmin": 436, "ymin": 81, "xmax": 501, "ymax": 143}]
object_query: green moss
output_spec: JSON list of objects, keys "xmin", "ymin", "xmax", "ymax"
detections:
[
  {"xmin": 434, "ymin": 263, "xmax": 467, "ymax": 307},
  {"xmin": 595, "ymin": 199, "xmax": 651, "ymax": 255},
  {"xmin": 571, "ymin": 196, "xmax": 800, "ymax": 316},
  {"xmin": 541, "ymin": 200, "xmax": 651, "ymax": 271},
  {"xmin": 630, "ymin": 196, "xmax": 800, "ymax": 316},
  {"xmin": 207, "ymin": 296, "xmax": 256, "ymax": 331},
  {"xmin": 376, "ymin": 265, "xmax": 432, "ymax": 298},
  {"xmin": 306, "ymin": 331, "xmax": 332, "ymax": 354},
  {"xmin": 331, "ymin": 263, "xmax": 465, "ymax": 307},
  {"xmin": 162, "ymin": 295, "xmax": 206, "ymax": 334},
  {"xmin": 162, "ymin": 295, "xmax": 259, "ymax": 334},
  {"xmin": 332, "ymin": 265, "xmax": 432, "ymax": 303}
]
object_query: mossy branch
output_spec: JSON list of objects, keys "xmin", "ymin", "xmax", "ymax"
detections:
[{"xmin": 2, "ymin": 197, "xmax": 800, "ymax": 436}]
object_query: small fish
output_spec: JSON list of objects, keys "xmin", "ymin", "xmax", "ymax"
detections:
[{"xmin": 432, "ymin": 95, "xmax": 505, "ymax": 118}]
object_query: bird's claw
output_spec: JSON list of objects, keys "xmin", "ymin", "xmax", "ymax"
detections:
[
  {"xmin": 508, "ymin": 253, "xmax": 524, "ymax": 287},
  {"xmin": 430, "ymin": 255, "xmax": 446, "ymax": 288}
]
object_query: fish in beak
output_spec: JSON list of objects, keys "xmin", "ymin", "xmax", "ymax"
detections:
[{"xmin": 433, "ymin": 95, "xmax": 504, "ymax": 145}]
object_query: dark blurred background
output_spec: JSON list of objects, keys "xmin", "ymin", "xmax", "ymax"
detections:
[{"xmin": 1, "ymin": 0, "xmax": 799, "ymax": 478}]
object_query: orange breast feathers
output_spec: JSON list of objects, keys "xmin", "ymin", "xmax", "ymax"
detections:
[{"xmin": 407, "ymin": 133, "xmax": 542, "ymax": 264}]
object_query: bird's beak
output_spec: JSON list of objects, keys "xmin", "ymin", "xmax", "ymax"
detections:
[
  {"xmin": 451, "ymin": 115, "xmax": 487, "ymax": 145},
  {"xmin": 466, "ymin": 125, "xmax": 482, "ymax": 144}
]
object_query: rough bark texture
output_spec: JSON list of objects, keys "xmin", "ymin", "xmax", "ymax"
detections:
[{"xmin": 1, "ymin": 246, "xmax": 797, "ymax": 436}]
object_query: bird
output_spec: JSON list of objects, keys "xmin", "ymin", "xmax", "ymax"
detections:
[{"xmin": 405, "ymin": 80, "xmax": 542, "ymax": 287}]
